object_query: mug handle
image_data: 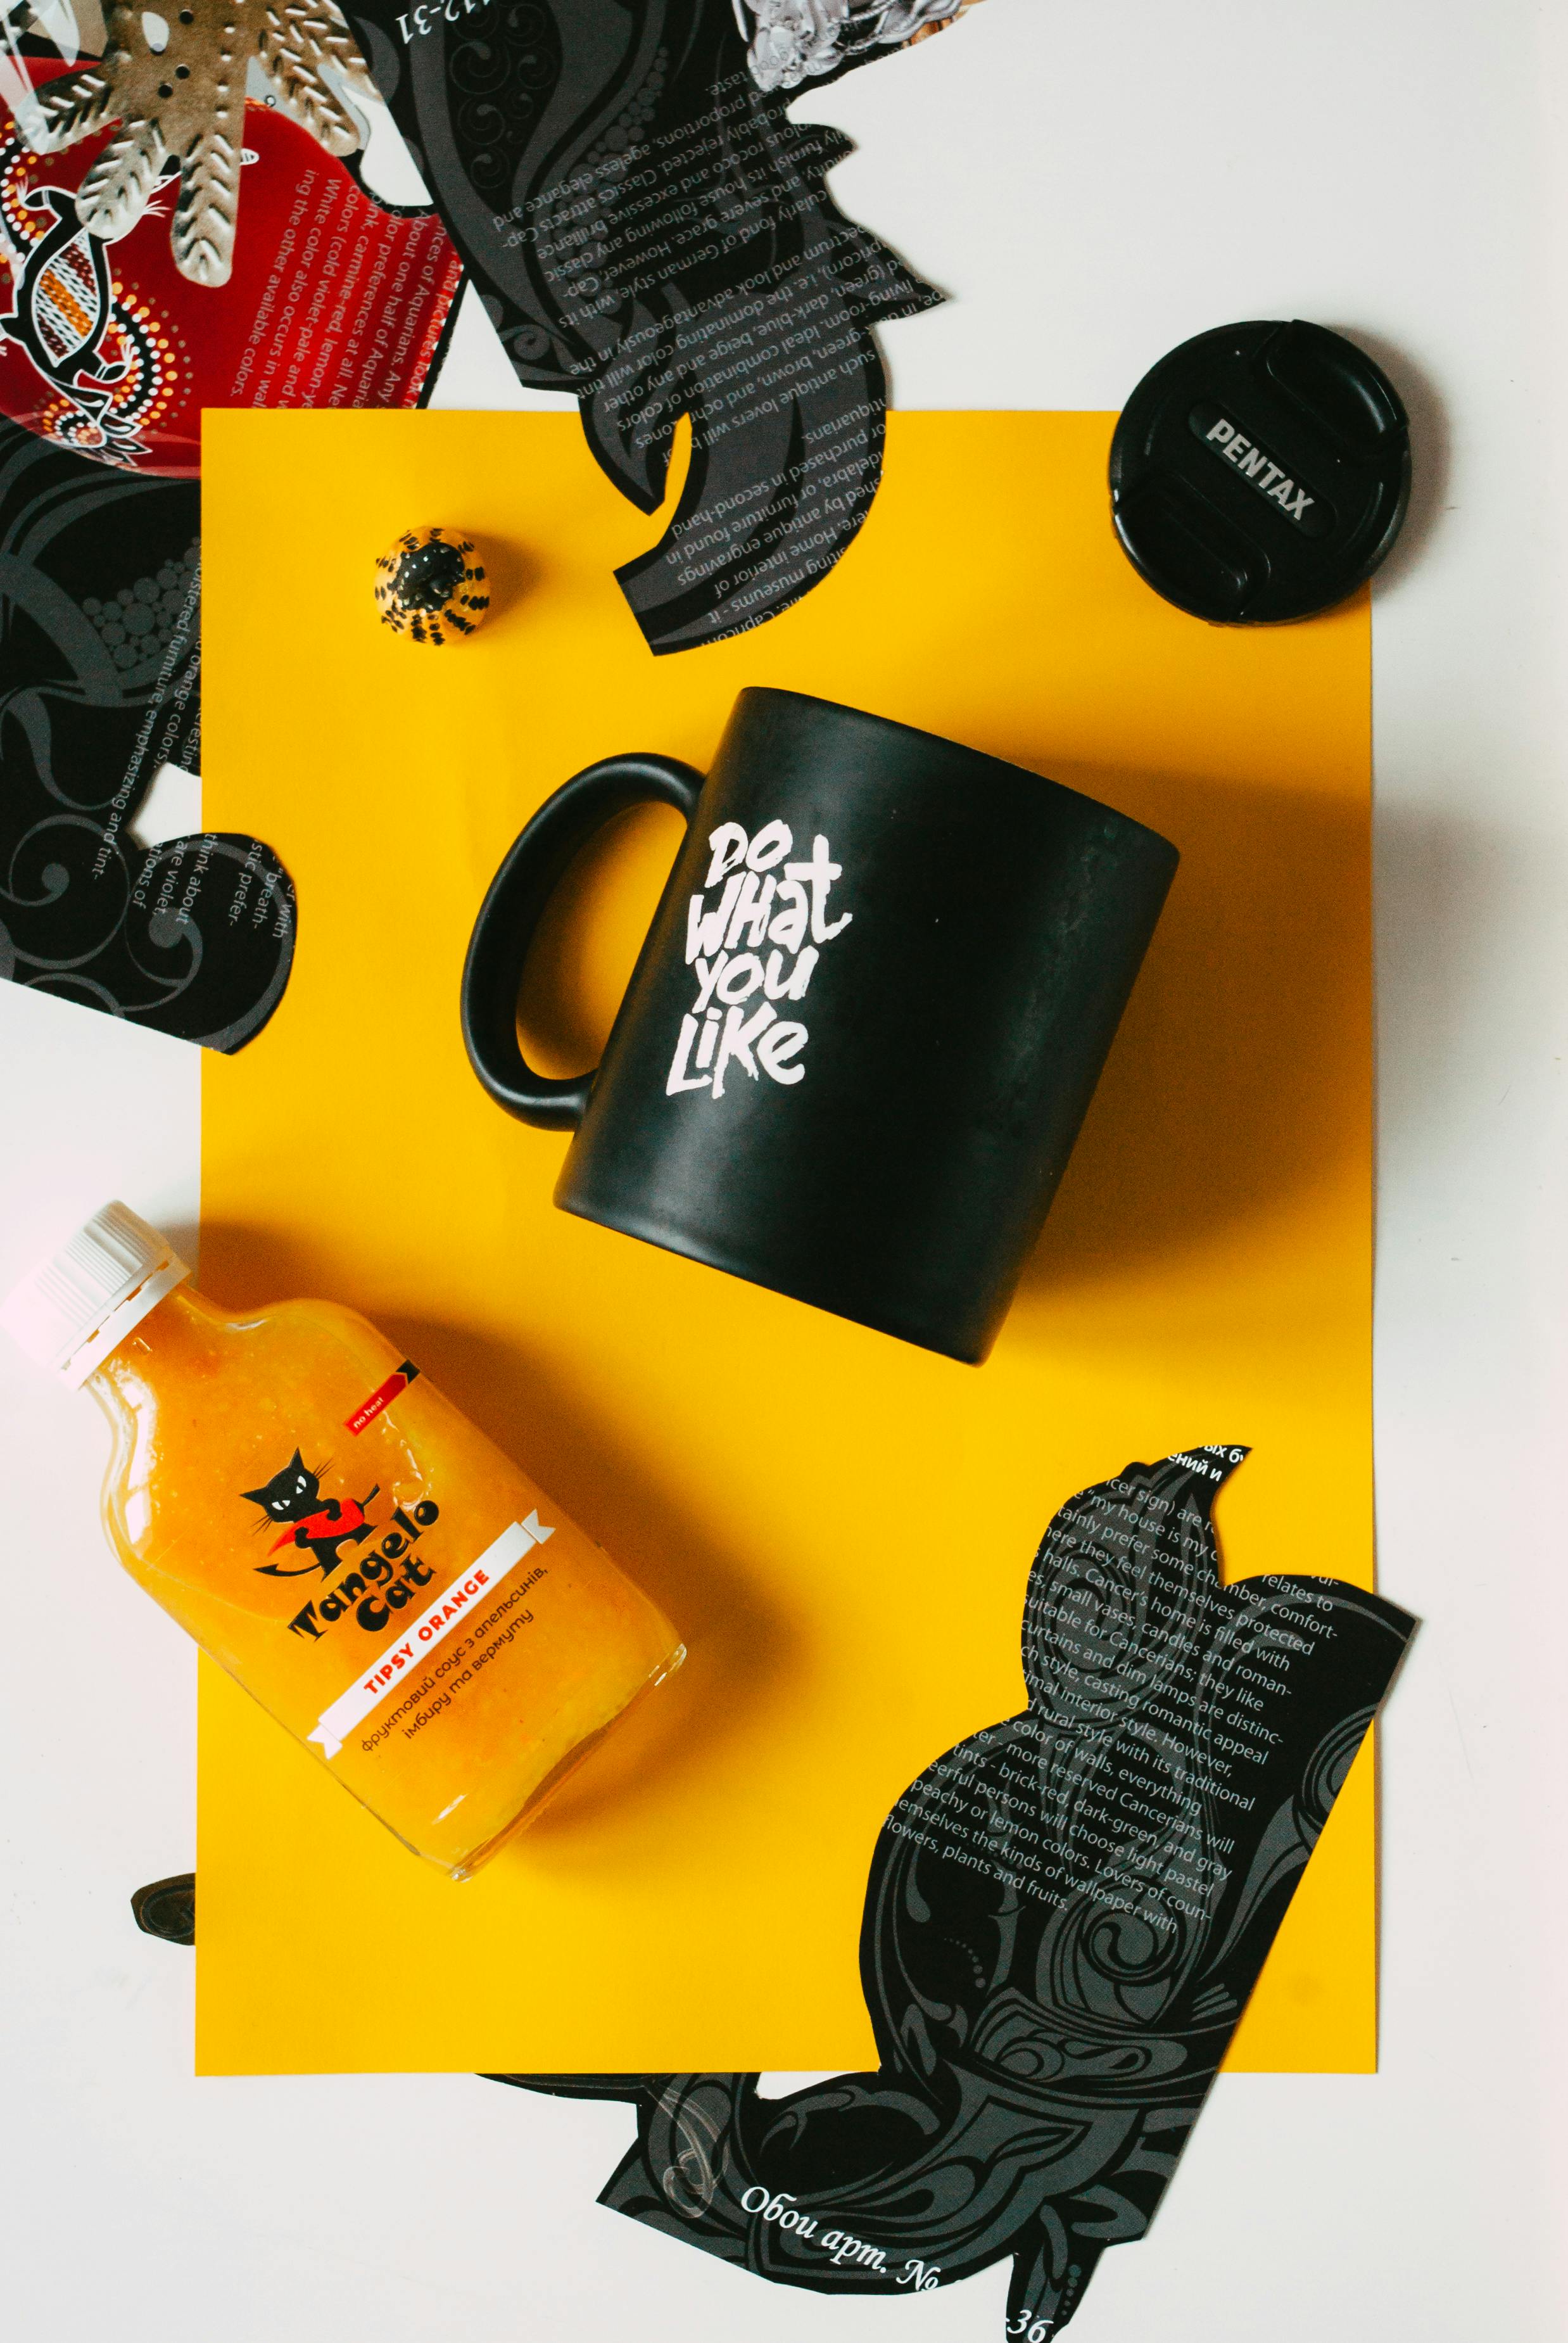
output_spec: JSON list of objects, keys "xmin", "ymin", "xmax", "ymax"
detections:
[{"xmin": 461, "ymin": 752, "xmax": 704, "ymax": 1129}]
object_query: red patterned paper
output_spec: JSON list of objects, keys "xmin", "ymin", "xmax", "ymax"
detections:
[{"xmin": 0, "ymin": 60, "xmax": 462, "ymax": 477}]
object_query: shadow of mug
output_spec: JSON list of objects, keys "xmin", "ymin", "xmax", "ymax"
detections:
[{"xmin": 1005, "ymin": 756, "xmax": 1370, "ymax": 1299}]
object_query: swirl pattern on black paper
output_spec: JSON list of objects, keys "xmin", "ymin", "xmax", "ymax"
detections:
[
  {"xmin": 347, "ymin": 0, "xmax": 945, "ymax": 652},
  {"xmin": 499, "ymin": 1447, "xmax": 1415, "ymax": 2337},
  {"xmin": 0, "ymin": 416, "xmax": 294, "ymax": 1050}
]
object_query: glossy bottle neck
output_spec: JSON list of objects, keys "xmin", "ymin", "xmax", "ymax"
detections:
[{"xmin": 85, "ymin": 1283, "xmax": 233, "ymax": 1425}]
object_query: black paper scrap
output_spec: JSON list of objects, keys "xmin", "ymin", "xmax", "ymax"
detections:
[
  {"xmin": 345, "ymin": 0, "xmax": 958, "ymax": 652},
  {"xmin": 498, "ymin": 1445, "xmax": 1415, "ymax": 2338},
  {"xmin": 0, "ymin": 417, "xmax": 294, "ymax": 1051},
  {"xmin": 130, "ymin": 1873, "xmax": 196, "ymax": 1946}
]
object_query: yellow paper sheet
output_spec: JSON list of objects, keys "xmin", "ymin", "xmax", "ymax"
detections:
[{"xmin": 198, "ymin": 409, "xmax": 1374, "ymax": 2074}]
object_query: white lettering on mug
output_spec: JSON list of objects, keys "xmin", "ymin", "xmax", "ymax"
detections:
[
  {"xmin": 712, "ymin": 1001, "xmax": 776, "ymax": 1096},
  {"xmin": 746, "ymin": 821, "xmax": 793, "ymax": 871},
  {"xmin": 716, "ymin": 953, "xmax": 765, "ymax": 1003},
  {"xmin": 766, "ymin": 877, "xmax": 809, "ymax": 954},
  {"xmin": 704, "ymin": 823, "xmax": 750, "ymax": 887},
  {"xmin": 726, "ymin": 872, "xmax": 775, "ymax": 949},
  {"xmin": 667, "ymin": 820, "xmax": 850, "ymax": 1098},
  {"xmin": 757, "ymin": 1022, "xmax": 807, "ymax": 1083},
  {"xmin": 764, "ymin": 945, "xmax": 816, "ymax": 1000}
]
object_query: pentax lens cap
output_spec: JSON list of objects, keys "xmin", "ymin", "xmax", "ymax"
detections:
[{"xmin": 1110, "ymin": 319, "xmax": 1411, "ymax": 623}]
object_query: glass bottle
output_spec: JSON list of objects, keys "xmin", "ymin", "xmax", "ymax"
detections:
[{"xmin": 1, "ymin": 1203, "xmax": 683, "ymax": 1878}]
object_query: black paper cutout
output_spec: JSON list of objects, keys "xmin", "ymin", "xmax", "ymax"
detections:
[
  {"xmin": 0, "ymin": 415, "xmax": 295, "ymax": 1050},
  {"xmin": 344, "ymin": 0, "xmax": 958, "ymax": 652},
  {"xmin": 130, "ymin": 1872, "xmax": 196, "ymax": 1945},
  {"xmin": 498, "ymin": 1447, "xmax": 1415, "ymax": 2337}
]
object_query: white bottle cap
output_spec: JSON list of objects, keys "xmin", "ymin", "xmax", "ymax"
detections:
[{"xmin": 0, "ymin": 1202, "xmax": 191, "ymax": 1387}]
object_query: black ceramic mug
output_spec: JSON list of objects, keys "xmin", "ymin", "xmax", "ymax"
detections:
[{"xmin": 462, "ymin": 689, "xmax": 1178, "ymax": 1362}]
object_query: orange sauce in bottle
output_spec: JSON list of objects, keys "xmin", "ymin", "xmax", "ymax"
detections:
[{"xmin": 3, "ymin": 1207, "xmax": 682, "ymax": 1878}]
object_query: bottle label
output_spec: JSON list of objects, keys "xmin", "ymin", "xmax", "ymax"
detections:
[
  {"xmin": 307, "ymin": 1513, "xmax": 554, "ymax": 1758},
  {"xmin": 344, "ymin": 1358, "xmax": 420, "ymax": 1436},
  {"xmin": 235, "ymin": 1394, "xmax": 561, "ymax": 1770}
]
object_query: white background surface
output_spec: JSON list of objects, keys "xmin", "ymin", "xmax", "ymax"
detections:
[{"xmin": 4, "ymin": 2, "xmax": 1567, "ymax": 2335}]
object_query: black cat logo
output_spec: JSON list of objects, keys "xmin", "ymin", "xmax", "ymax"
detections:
[{"xmin": 243, "ymin": 1451, "xmax": 380, "ymax": 1580}]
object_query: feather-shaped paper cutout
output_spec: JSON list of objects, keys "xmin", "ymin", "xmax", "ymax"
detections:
[
  {"xmin": 7, "ymin": 0, "xmax": 374, "ymax": 282},
  {"xmin": 172, "ymin": 127, "xmax": 240, "ymax": 285},
  {"xmin": 23, "ymin": 60, "xmax": 117, "ymax": 151},
  {"xmin": 75, "ymin": 111, "xmax": 168, "ymax": 240}
]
